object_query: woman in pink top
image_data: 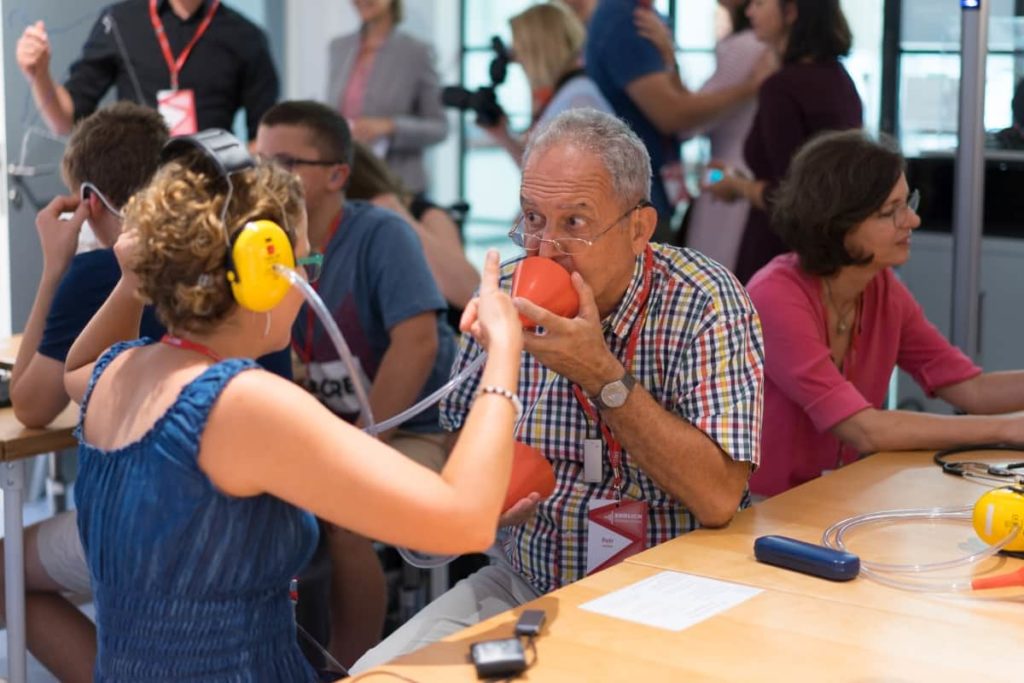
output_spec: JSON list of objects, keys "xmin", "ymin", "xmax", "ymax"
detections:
[{"xmin": 747, "ymin": 130, "xmax": 1024, "ymax": 496}]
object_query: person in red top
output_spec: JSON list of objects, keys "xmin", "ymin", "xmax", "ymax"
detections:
[{"xmin": 747, "ymin": 130, "xmax": 1024, "ymax": 497}]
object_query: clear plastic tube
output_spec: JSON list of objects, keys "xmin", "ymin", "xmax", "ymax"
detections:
[
  {"xmin": 363, "ymin": 353, "xmax": 487, "ymax": 436},
  {"xmin": 855, "ymin": 566, "xmax": 975, "ymax": 593},
  {"xmin": 821, "ymin": 505, "xmax": 1020, "ymax": 592},
  {"xmin": 281, "ymin": 264, "xmax": 493, "ymax": 436},
  {"xmin": 281, "ymin": 266, "xmax": 559, "ymax": 570},
  {"xmin": 276, "ymin": 266, "xmax": 375, "ymax": 428}
]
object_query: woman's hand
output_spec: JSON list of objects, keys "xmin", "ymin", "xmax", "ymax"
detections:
[
  {"xmin": 702, "ymin": 161, "xmax": 746, "ymax": 203},
  {"xmin": 351, "ymin": 116, "xmax": 396, "ymax": 143},
  {"xmin": 460, "ymin": 250, "xmax": 521, "ymax": 355},
  {"xmin": 112, "ymin": 227, "xmax": 143, "ymax": 294},
  {"xmin": 633, "ymin": 7, "xmax": 676, "ymax": 70}
]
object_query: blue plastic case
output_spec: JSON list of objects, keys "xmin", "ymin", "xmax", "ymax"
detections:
[{"xmin": 754, "ymin": 535, "xmax": 860, "ymax": 581}]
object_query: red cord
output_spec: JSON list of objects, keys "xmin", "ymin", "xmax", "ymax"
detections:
[{"xmin": 971, "ymin": 566, "xmax": 1024, "ymax": 590}]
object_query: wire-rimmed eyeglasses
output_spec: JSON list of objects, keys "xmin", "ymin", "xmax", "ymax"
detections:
[
  {"xmin": 881, "ymin": 189, "xmax": 920, "ymax": 228},
  {"xmin": 508, "ymin": 200, "xmax": 651, "ymax": 256}
]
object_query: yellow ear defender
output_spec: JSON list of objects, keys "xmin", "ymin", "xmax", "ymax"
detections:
[
  {"xmin": 226, "ymin": 219, "xmax": 296, "ymax": 312},
  {"xmin": 972, "ymin": 486, "xmax": 1024, "ymax": 551},
  {"xmin": 160, "ymin": 128, "xmax": 295, "ymax": 312}
]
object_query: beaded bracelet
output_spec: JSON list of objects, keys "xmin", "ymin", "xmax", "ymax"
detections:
[{"xmin": 475, "ymin": 385, "xmax": 523, "ymax": 422}]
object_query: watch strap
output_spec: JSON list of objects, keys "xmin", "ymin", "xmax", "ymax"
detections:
[{"xmin": 592, "ymin": 371, "xmax": 637, "ymax": 410}]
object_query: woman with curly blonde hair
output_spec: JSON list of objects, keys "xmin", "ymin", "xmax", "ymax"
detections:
[{"xmin": 62, "ymin": 149, "xmax": 523, "ymax": 681}]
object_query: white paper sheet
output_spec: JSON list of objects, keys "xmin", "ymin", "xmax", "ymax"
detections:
[{"xmin": 579, "ymin": 570, "xmax": 762, "ymax": 632}]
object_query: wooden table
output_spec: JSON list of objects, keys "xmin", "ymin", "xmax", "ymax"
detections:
[
  {"xmin": 0, "ymin": 405, "xmax": 76, "ymax": 683},
  {"xmin": 358, "ymin": 450, "xmax": 1024, "ymax": 681},
  {"xmin": 629, "ymin": 451, "xmax": 1024, "ymax": 617}
]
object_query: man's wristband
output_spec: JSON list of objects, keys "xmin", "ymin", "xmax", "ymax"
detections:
[{"xmin": 475, "ymin": 385, "xmax": 523, "ymax": 422}]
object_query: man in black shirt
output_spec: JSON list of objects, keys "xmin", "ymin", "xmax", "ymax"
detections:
[{"xmin": 15, "ymin": 0, "xmax": 278, "ymax": 139}]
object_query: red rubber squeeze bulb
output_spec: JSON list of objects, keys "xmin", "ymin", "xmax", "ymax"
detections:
[
  {"xmin": 502, "ymin": 442, "xmax": 556, "ymax": 513},
  {"xmin": 510, "ymin": 257, "xmax": 579, "ymax": 329}
]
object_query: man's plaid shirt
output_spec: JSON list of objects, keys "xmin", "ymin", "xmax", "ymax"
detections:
[{"xmin": 440, "ymin": 244, "xmax": 764, "ymax": 594}]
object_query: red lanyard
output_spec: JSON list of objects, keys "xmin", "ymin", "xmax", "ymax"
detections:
[
  {"xmin": 149, "ymin": 0, "xmax": 221, "ymax": 89},
  {"xmin": 295, "ymin": 210, "xmax": 344, "ymax": 364},
  {"xmin": 571, "ymin": 246, "xmax": 654, "ymax": 494},
  {"xmin": 160, "ymin": 334, "xmax": 222, "ymax": 362}
]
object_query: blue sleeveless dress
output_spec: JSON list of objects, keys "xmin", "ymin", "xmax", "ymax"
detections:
[{"xmin": 74, "ymin": 340, "xmax": 320, "ymax": 682}]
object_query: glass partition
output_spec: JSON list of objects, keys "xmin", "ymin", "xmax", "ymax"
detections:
[{"xmin": 898, "ymin": 0, "xmax": 1022, "ymax": 155}]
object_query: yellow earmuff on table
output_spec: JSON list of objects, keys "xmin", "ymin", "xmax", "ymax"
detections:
[{"xmin": 972, "ymin": 486, "xmax": 1024, "ymax": 551}]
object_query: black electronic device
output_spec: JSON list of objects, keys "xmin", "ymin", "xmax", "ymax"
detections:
[
  {"xmin": 469, "ymin": 609, "xmax": 545, "ymax": 679},
  {"xmin": 514, "ymin": 609, "xmax": 546, "ymax": 637},
  {"xmin": 754, "ymin": 534, "xmax": 860, "ymax": 581},
  {"xmin": 469, "ymin": 638, "xmax": 527, "ymax": 679},
  {"xmin": 441, "ymin": 36, "xmax": 511, "ymax": 127}
]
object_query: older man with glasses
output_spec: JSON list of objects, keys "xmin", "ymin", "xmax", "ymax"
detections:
[{"xmin": 353, "ymin": 108, "xmax": 766, "ymax": 672}]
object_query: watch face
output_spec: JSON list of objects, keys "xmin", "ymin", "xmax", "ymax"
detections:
[{"xmin": 601, "ymin": 381, "xmax": 628, "ymax": 408}]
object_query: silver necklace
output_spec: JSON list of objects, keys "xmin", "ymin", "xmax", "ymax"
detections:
[{"xmin": 824, "ymin": 279, "xmax": 856, "ymax": 335}]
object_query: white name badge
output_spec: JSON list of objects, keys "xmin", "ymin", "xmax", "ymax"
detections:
[
  {"xmin": 586, "ymin": 498, "xmax": 648, "ymax": 575},
  {"xmin": 583, "ymin": 438, "xmax": 603, "ymax": 483},
  {"xmin": 157, "ymin": 88, "xmax": 198, "ymax": 136}
]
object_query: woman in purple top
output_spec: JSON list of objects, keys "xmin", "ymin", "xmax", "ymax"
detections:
[
  {"xmin": 706, "ymin": 0, "xmax": 862, "ymax": 283},
  {"xmin": 747, "ymin": 131, "xmax": 1024, "ymax": 497}
]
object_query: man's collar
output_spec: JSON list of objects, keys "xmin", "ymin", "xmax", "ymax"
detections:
[
  {"xmin": 605, "ymin": 250, "xmax": 649, "ymax": 340},
  {"xmin": 157, "ymin": 0, "xmax": 213, "ymax": 23}
]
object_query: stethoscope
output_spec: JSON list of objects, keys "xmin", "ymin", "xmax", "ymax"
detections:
[{"xmin": 933, "ymin": 444, "xmax": 1024, "ymax": 486}]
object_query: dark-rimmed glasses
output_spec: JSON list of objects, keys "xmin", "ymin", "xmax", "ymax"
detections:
[
  {"xmin": 508, "ymin": 200, "xmax": 652, "ymax": 256},
  {"xmin": 261, "ymin": 154, "xmax": 345, "ymax": 172}
]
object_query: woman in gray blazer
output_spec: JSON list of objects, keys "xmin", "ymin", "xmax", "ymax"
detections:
[{"xmin": 327, "ymin": 0, "xmax": 448, "ymax": 195}]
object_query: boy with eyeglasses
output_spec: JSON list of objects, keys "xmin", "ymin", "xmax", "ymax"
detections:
[{"xmin": 256, "ymin": 100, "xmax": 457, "ymax": 668}]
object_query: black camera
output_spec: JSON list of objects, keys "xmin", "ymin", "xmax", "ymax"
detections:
[{"xmin": 441, "ymin": 36, "xmax": 511, "ymax": 128}]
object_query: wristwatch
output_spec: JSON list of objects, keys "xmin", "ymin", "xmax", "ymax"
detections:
[{"xmin": 591, "ymin": 372, "xmax": 637, "ymax": 411}]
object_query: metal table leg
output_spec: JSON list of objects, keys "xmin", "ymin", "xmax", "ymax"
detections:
[{"xmin": 3, "ymin": 460, "xmax": 26, "ymax": 683}]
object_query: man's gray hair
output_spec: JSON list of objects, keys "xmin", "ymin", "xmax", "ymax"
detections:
[{"xmin": 522, "ymin": 108, "xmax": 652, "ymax": 206}]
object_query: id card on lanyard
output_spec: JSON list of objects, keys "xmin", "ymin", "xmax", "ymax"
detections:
[
  {"xmin": 575, "ymin": 246, "xmax": 654, "ymax": 575},
  {"xmin": 150, "ymin": 0, "xmax": 220, "ymax": 135}
]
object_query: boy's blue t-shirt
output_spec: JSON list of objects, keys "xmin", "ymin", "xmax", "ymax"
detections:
[
  {"xmin": 586, "ymin": 0, "xmax": 680, "ymax": 217},
  {"xmin": 38, "ymin": 248, "xmax": 291, "ymax": 378},
  {"xmin": 292, "ymin": 200, "xmax": 454, "ymax": 433},
  {"xmin": 39, "ymin": 249, "xmax": 164, "ymax": 362}
]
